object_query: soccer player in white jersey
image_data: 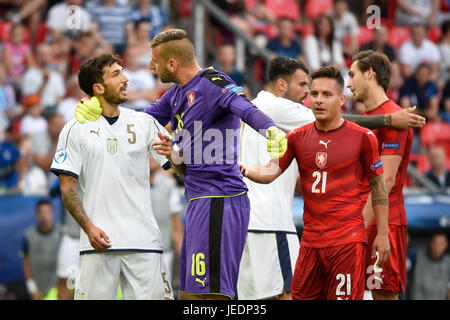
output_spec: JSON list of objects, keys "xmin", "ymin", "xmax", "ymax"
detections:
[
  {"xmin": 50, "ymin": 54, "xmax": 174, "ymax": 300},
  {"xmin": 237, "ymin": 56, "xmax": 427, "ymax": 300},
  {"xmin": 238, "ymin": 57, "xmax": 314, "ymax": 300}
]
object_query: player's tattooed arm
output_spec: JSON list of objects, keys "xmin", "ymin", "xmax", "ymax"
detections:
[
  {"xmin": 59, "ymin": 174, "xmax": 90, "ymax": 229},
  {"xmin": 368, "ymin": 173, "xmax": 390, "ymax": 265},
  {"xmin": 369, "ymin": 174, "xmax": 389, "ymax": 207},
  {"xmin": 59, "ymin": 173, "xmax": 111, "ymax": 251},
  {"xmin": 343, "ymin": 106, "xmax": 425, "ymax": 130}
]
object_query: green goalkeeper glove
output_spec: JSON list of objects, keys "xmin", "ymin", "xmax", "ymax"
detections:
[
  {"xmin": 75, "ymin": 96, "xmax": 102, "ymax": 123},
  {"xmin": 266, "ymin": 126, "xmax": 287, "ymax": 159}
]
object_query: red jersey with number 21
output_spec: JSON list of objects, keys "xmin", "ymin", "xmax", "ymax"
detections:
[{"xmin": 275, "ymin": 120, "xmax": 383, "ymax": 248}]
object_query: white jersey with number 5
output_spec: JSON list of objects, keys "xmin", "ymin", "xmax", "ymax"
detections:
[
  {"xmin": 240, "ymin": 91, "xmax": 316, "ymax": 232},
  {"xmin": 50, "ymin": 107, "xmax": 170, "ymax": 254}
]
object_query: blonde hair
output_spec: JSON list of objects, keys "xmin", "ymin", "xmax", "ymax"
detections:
[{"xmin": 150, "ymin": 29, "xmax": 195, "ymax": 66}]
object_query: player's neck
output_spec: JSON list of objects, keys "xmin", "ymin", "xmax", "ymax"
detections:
[
  {"xmin": 316, "ymin": 117, "xmax": 344, "ymax": 132},
  {"xmin": 177, "ymin": 64, "xmax": 202, "ymax": 87},
  {"xmin": 98, "ymin": 97, "xmax": 120, "ymax": 117},
  {"xmin": 363, "ymin": 86, "xmax": 389, "ymax": 112}
]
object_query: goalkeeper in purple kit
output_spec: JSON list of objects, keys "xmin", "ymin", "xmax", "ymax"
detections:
[{"xmin": 74, "ymin": 29, "xmax": 287, "ymax": 300}]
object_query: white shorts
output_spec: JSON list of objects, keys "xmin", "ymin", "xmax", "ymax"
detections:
[
  {"xmin": 75, "ymin": 251, "xmax": 174, "ymax": 300},
  {"xmin": 237, "ymin": 231, "xmax": 300, "ymax": 300},
  {"xmin": 57, "ymin": 233, "xmax": 80, "ymax": 279}
]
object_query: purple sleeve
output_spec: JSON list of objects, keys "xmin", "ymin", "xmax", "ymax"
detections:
[
  {"xmin": 142, "ymin": 90, "xmax": 172, "ymax": 126},
  {"xmin": 217, "ymin": 90, "xmax": 276, "ymax": 135}
]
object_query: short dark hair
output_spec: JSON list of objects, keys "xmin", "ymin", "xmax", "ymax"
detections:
[
  {"xmin": 268, "ymin": 56, "xmax": 309, "ymax": 83},
  {"xmin": 36, "ymin": 198, "xmax": 52, "ymax": 210},
  {"xmin": 442, "ymin": 19, "xmax": 450, "ymax": 36},
  {"xmin": 310, "ymin": 66, "xmax": 344, "ymax": 92},
  {"xmin": 78, "ymin": 54, "xmax": 122, "ymax": 96},
  {"xmin": 352, "ymin": 50, "xmax": 391, "ymax": 92}
]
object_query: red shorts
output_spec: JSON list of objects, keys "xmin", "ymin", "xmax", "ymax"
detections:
[
  {"xmin": 365, "ymin": 224, "xmax": 407, "ymax": 293},
  {"xmin": 291, "ymin": 242, "xmax": 367, "ymax": 300}
]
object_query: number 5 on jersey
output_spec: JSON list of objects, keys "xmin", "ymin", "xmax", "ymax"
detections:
[{"xmin": 312, "ymin": 171, "xmax": 327, "ymax": 193}]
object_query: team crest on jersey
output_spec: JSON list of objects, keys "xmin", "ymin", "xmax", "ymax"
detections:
[
  {"xmin": 107, "ymin": 138, "xmax": 118, "ymax": 155},
  {"xmin": 187, "ymin": 91, "xmax": 195, "ymax": 107},
  {"xmin": 54, "ymin": 148, "xmax": 67, "ymax": 164},
  {"xmin": 315, "ymin": 152, "xmax": 327, "ymax": 168}
]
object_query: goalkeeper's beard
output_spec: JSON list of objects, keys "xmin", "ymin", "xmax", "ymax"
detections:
[{"xmin": 103, "ymin": 85, "xmax": 128, "ymax": 105}]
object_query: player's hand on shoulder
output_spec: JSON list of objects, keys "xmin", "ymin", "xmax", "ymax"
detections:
[
  {"xmin": 391, "ymin": 106, "xmax": 426, "ymax": 129},
  {"xmin": 75, "ymin": 96, "xmax": 103, "ymax": 123},
  {"xmin": 84, "ymin": 222, "xmax": 111, "ymax": 252},
  {"xmin": 266, "ymin": 126, "xmax": 287, "ymax": 159}
]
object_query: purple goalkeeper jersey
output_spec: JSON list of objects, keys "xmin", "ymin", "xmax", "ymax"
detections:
[{"xmin": 143, "ymin": 68, "xmax": 275, "ymax": 201}]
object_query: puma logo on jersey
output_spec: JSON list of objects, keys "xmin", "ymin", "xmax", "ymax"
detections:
[
  {"xmin": 90, "ymin": 128, "xmax": 100, "ymax": 136},
  {"xmin": 195, "ymin": 277, "xmax": 207, "ymax": 287},
  {"xmin": 319, "ymin": 140, "xmax": 331, "ymax": 149}
]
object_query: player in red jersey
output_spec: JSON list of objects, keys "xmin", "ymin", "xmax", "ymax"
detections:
[
  {"xmin": 347, "ymin": 50, "xmax": 413, "ymax": 300},
  {"xmin": 240, "ymin": 66, "xmax": 390, "ymax": 300}
]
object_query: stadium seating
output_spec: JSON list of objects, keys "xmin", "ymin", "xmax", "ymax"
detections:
[
  {"xmin": 304, "ymin": 0, "xmax": 333, "ymax": 22},
  {"xmin": 420, "ymin": 121, "xmax": 450, "ymax": 167},
  {"xmin": 387, "ymin": 25, "xmax": 411, "ymax": 49},
  {"xmin": 264, "ymin": 0, "xmax": 301, "ymax": 21}
]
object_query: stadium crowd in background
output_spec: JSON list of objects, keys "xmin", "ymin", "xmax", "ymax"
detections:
[{"xmin": 0, "ymin": 0, "xmax": 449, "ymax": 300}]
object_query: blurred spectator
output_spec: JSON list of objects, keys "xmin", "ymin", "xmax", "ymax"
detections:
[
  {"xmin": 19, "ymin": 95, "xmax": 47, "ymax": 137},
  {"xmin": 361, "ymin": 25, "xmax": 396, "ymax": 63},
  {"xmin": 30, "ymin": 111, "xmax": 65, "ymax": 188},
  {"xmin": 386, "ymin": 61, "xmax": 404, "ymax": 103},
  {"xmin": 395, "ymin": 0, "xmax": 440, "ymax": 27},
  {"xmin": 131, "ymin": 0, "xmax": 168, "ymax": 38},
  {"xmin": 214, "ymin": 43, "xmax": 251, "ymax": 99},
  {"xmin": 441, "ymin": 79, "xmax": 450, "ymax": 123},
  {"xmin": 46, "ymin": 0, "xmax": 93, "ymax": 41},
  {"xmin": 3, "ymin": 23, "xmax": 34, "ymax": 88},
  {"xmin": 122, "ymin": 46, "xmax": 158, "ymax": 111},
  {"xmin": 70, "ymin": 32, "xmax": 97, "ymax": 75},
  {"xmin": 48, "ymin": 36, "xmax": 72, "ymax": 79},
  {"xmin": 21, "ymin": 44, "xmax": 66, "ymax": 109},
  {"xmin": 266, "ymin": 17, "xmax": 303, "ymax": 61},
  {"xmin": 438, "ymin": 0, "xmax": 450, "ymax": 25},
  {"xmin": 245, "ymin": 0, "xmax": 276, "ymax": 26},
  {"xmin": 0, "ymin": 62, "xmax": 17, "ymax": 118},
  {"xmin": 149, "ymin": 154, "xmax": 184, "ymax": 292},
  {"xmin": 425, "ymin": 145, "xmax": 450, "ymax": 190},
  {"xmin": 439, "ymin": 20, "xmax": 450, "ymax": 85},
  {"xmin": 88, "ymin": 0, "xmax": 134, "ymax": 54},
  {"xmin": 215, "ymin": 0, "xmax": 256, "ymax": 39},
  {"xmin": 303, "ymin": 14, "xmax": 345, "ymax": 71},
  {"xmin": 332, "ymin": 0, "xmax": 359, "ymax": 57},
  {"xmin": 57, "ymin": 74, "xmax": 85, "ymax": 123},
  {"xmin": 410, "ymin": 231, "xmax": 450, "ymax": 300},
  {"xmin": 0, "ymin": 126, "xmax": 21, "ymax": 193},
  {"xmin": 22, "ymin": 198, "xmax": 61, "ymax": 300},
  {"xmin": 1, "ymin": 0, "xmax": 47, "ymax": 47},
  {"xmin": 399, "ymin": 62, "xmax": 440, "ymax": 121},
  {"xmin": 398, "ymin": 23, "xmax": 441, "ymax": 83},
  {"xmin": 128, "ymin": 19, "xmax": 153, "ymax": 68}
]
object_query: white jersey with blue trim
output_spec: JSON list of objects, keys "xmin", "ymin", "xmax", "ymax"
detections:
[
  {"xmin": 50, "ymin": 107, "xmax": 169, "ymax": 254},
  {"xmin": 240, "ymin": 91, "xmax": 316, "ymax": 232}
]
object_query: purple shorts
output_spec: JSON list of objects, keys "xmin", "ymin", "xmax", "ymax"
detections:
[{"xmin": 179, "ymin": 192, "xmax": 250, "ymax": 299}]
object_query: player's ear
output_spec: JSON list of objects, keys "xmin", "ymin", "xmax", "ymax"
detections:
[
  {"xmin": 276, "ymin": 78, "xmax": 287, "ymax": 93},
  {"xmin": 92, "ymin": 83, "xmax": 105, "ymax": 95},
  {"xmin": 167, "ymin": 58, "xmax": 177, "ymax": 72},
  {"xmin": 340, "ymin": 93, "xmax": 346, "ymax": 106}
]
